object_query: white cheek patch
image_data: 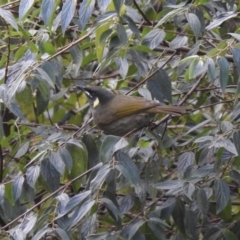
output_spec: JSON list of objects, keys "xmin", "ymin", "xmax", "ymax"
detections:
[{"xmin": 93, "ymin": 98, "xmax": 100, "ymax": 108}]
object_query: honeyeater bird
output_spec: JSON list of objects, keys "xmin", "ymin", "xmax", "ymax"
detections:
[{"xmin": 77, "ymin": 86, "xmax": 186, "ymax": 136}]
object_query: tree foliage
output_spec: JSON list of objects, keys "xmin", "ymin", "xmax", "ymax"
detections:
[{"xmin": 0, "ymin": 0, "xmax": 239, "ymax": 239}]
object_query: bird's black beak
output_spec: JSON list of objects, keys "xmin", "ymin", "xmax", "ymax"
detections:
[
  {"xmin": 75, "ymin": 85, "xmax": 93, "ymax": 99},
  {"xmin": 75, "ymin": 85, "xmax": 86, "ymax": 92}
]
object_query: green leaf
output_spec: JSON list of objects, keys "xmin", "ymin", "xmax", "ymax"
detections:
[{"xmin": 223, "ymin": 230, "xmax": 239, "ymax": 240}]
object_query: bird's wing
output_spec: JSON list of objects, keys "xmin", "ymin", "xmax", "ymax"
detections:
[{"xmin": 112, "ymin": 96, "xmax": 186, "ymax": 119}]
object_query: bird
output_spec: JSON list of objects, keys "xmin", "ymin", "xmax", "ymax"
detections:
[{"xmin": 77, "ymin": 85, "xmax": 186, "ymax": 136}]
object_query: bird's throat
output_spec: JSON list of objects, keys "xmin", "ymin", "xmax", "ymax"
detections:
[{"xmin": 93, "ymin": 98, "xmax": 100, "ymax": 108}]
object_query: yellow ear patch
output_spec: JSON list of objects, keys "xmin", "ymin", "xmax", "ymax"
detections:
[{"xmin": 93, "ymin": 98, "xmax": 100, "ymax": 108}]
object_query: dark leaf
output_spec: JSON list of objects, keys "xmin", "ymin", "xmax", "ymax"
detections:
[
  {"xmin": 101, "ymin": 197, "xmax": 122, "ymax": 227},
  {"xmin": 185, "ymin": 210, "xmax": 198, "ymax": 239},
  {"xmin": 128, "ymin": 49, "xmax": 148, "ymax": 76},
  {"xmin": 26, "ymin": 166, "xmax": 40, "ymax": 188},
  {"xmin": 147, "ymin": 69, "xmax": 172, "ymax": 103},
  {"xmin": 207, "ymin": 57, "xmax": 216, "ymax": 81},
  {"xmin": 41, "ymin": 0, "xmax": 55, "ymax": 25},
  {"xmin": 189, "ymin": 58, "xmax": 205, "ymax": 78},
  {"xmin": 127, "ymin": 218, "xmax": 144, "ymax": 240},
  {"xmin": 155, "ymin": 180, "xmax": 183, "ymax": 195},
  {"xmin": 142, "ymin": 29, "xmax": 166, "ymax": 49},
  {"xmin": 79, "ymin": 0, "xmax": 95, "ymax": 30},
  {"xmin": 116, "ymin": 24, "xmax": 128, "ymax": 46},
  {"xmin": 115, "ymin": 151, "xmax": 141, "ymax": 187},
  {"xmin": 0, "ymin": 8, "xmax": 18, "ymax": 30},
  {"xmin": 202, "ymin": 227, "xmax": 221, "ymax": 240},
  {"xmin": 32, "ymin": 225, "xmax": 49, "ymax": 240},
  {"xmin": 0, "ymin": 184, "xmax": 4, "ymax": 206},
  {"xmin": 169, "ymin": 35, "xmax": 188, "ymax": 49},
  {"xmin": 182, "ymin": 182, "xmax": 195, "ymax": 200},
  {"xmin": 217, "ymin": 57, "xmax": 229, "ymax": 93},
  {"xmin": 115, "ymin": 57, "xmax": 129, "ymax": 78},
  {"xmin": 67, "ymin": 199, "xmax": 95, "ymax": 229},
  {"xmin": 100, "ymin": 29, "xmax": 113, "ymax": 44},
  {"xmin": 123, "ymin": 15, "xmax": 140, "ymax": 39},
  {"xmin": 156, "ymin": 7, "xmax": 186, "ymax": 26},
  {"xmin": 232, "ymin": 48, "xmax": 240, "ymax": 78},
  {"xmin": 229, "ymin": 33, "xmax": 240, "ymax": 41},
  {"xmin": 69, "ymin": 45, "xmax": 83, "ymax": 76},
  {"xmin": 19, "ymin": 0, "xmax": 34, "ymax": 20},
  {"xmin": 214, "ymin": 178, "xmax": 230, "ymax": 214},
  {"xmin": 56, "ymin": 190, "xmax": 91, "ymax": 219},
  {"xmin": 148, "ymin": 218, "xmax": 166, "ymax": 240},
  {"xmin": 90, "ymin": 164, "xmax": 111, "ymax": 192},
  {"xmin": 50, "ymin": 151, "xmax": 65, "ymax": 175},
  {"xmin": 113, "ymin": 0, "xmax": 124, "ymax": 14},
  {"xmin": 233, "ymin": 131, "xmax": 240, "ymax": 156},
  {"xmin": 159, "ymin": 198, "xmax": 176, "ymax": 220},
  {"xmin": 54, "ymin": 228, "xmax": 71, "ymax": 240},
  {"xmin": 229, "ymin": 170, "xmax": 240, "ymax": 185},
  {"xmin": 100, "ymin": 135, "xmax": 121, "ymax": 162},
  {"xmin": 41, "ymin": 157, "xmax": 60, "ymax": 191},
  {"xmin": 214, "ymin": 138, "xmax": 237, "ymax": 156},
  {"xmin": 59, "ymin": 147, "xmax": 73, "ymax": 172},
  {"xmin": 119, "ymin": 194, "xmax": 134, "ymax": 215},
  {"xmin": 12, "ymin": 176, "xmax": 24, "ymax": 202},
  {"xmin": 97, "ymin": 0, "xmax": 111, "ymax": 11},
  {"xmin": 172, "ymin": 198, "xmax": 185, "ymax": 235},
  {"xmin": 186, "ymin": 13, "xmax": 201, "ymax": 37},
  {"xmin": 36, "ymin": 83, "xmax": 50, "ymax": 115},
  {"xmin": 206, "ymin": 12, "xmax": 237, "ymax": 30},
  {"xmin": 61, "ymin": 0, "xmax": 77, "ymax": 33},
  {"xmin": 196, "ymin": 188, "xmax": 209, "ymax": 218},
  {"xmin": 15, "ymin": 141, "xmax": 29, "ymax": 158},
  {"xmin": 21, "ymin": 213, "xmax": 37, "ymax": 234},
  {"xmin": 178, "ymin": 151, "xmax": 195, "ymax": 177}
]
